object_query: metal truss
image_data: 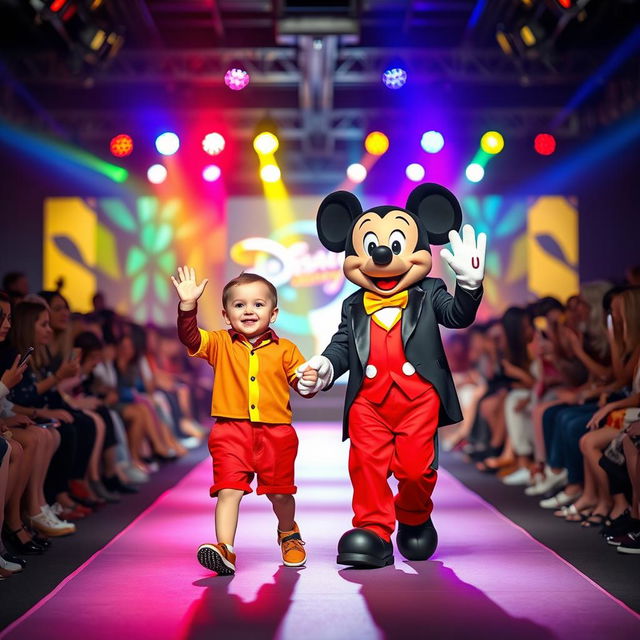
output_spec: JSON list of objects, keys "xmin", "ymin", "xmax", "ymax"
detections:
[{"xmin": 6, "ymin": 46, "xmax": 612, "ymax": 87}]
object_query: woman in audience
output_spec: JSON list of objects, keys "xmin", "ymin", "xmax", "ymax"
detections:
[
  {"xmin": 570, "ymin": 287, "xmax": 640, "ymax": 527},
  {"xmin": 442, "ymin": 332, "xmax": 487, "ymax": 451},
  {"xmin": 498, "ymin": 307, "xmax": 539, "ymax": 485},
  {"xmin": 114, "ymin": 334, "xmax": 182, "ymax": 471},
  {"xmin": 8, "ymin": 300, "xmax": 95, "ymax": 534},
  {"xmin": 0, "ymin": 292, "xmax": 65, "ymax": 549}
]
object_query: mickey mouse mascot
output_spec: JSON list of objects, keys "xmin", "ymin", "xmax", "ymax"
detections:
[{"xmin": 297, "ymin": 183, "xmax": 487, "ymax": 569}]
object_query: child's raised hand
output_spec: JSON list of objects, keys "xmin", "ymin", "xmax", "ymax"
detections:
[{"xmin": 171, "ymin": 266, "xmax": 209, "ymax": 307}]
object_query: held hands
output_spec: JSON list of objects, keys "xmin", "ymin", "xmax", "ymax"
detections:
[
  {"xmin": 0, "ymin": 355, "xmax": 28, "ymax": 390},
  {"xmin": 296, "ymin": 355, "xmax": 334, "ymax": 396},
  {"xmin": 440, "ymin": 224, "xmax": 487, "ymax": 291},
  {"xmin": 171, "ymin": 266, "xmax": 209, "ymax": 311}
]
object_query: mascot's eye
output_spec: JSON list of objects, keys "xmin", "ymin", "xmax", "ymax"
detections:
[
  {"xmin": 363, "ymin": 232, "xmax": 379, "ymax": 256},
  {"xmin": 389, "ymin": 230, "xmax": 406, "ymax": 255}
]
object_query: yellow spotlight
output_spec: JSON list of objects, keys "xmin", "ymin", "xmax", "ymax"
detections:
[
  {"xmin": 364, "ymin": 131, "xmax": 389, "ymax": 156},
  {"xmin": 520, "ymin": 24, "xmax": 536, "ymax": 47},
  {"xmin": 480, "ymin": 131, "xmax": 505, "ymax": 155},
  {"xmin": 496, "ymin": 31, "xmax": 512, "ymax": 55},
  {"xmin": 253, "ymin": 132, "xmax": 279, "ymax": 155},
  {"xmin": 260, "ymin": 164, "xmax": 281, "ymax": 183},
  {"xmin": 90, "ymin": 29, "xmax": 107, "ymax": 51}
]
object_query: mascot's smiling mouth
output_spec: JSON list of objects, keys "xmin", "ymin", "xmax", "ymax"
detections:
[{"xmin": 368, "ymin": 272, "xmax": 409, "ymax": 291}]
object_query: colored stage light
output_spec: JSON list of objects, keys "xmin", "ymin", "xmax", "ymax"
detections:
[
  {"xmin": 155, "ymin": 132, "xmax": 180, "ymax": 156},
  {"xmin": 202, "ymin": 132, "xmax": 225, "ymax": 156},
  {"xmin": 534, "ymin": 133, "xmax": 557, "ymax": 156},
  {"xmin": 346, "ymin": 163, "xmax": 367, "ymax": 183},
  {"xmin": 480, "ymin": 131, "xmax": 505, "ymax": 155},
  {"xmin": 421, "ymin": 131, "xmax": 445, "ymax": 154},
  {"xmin": 557, "ymin": 0, "xmax": 572, "ymax": 8},
  {"xmin": 465, "ymin": 163, "xmax": 485, "ymax": 183},
  {"xmin": 253, "ymin": 132, "xmax": 279, "ymax": 155},
  {"xmin": 202, "ymin": 164, "xmax": 222, "ymax": 182},
  {"xmin": 496, "ymin": 30, "xmax": 513, "ymax": 56},
  {"xmin": 405, "ymin": 163, "xmax": 425, "ymax": 182},
  {"xmin": 147, "ymin": 164, "xmax": 167, "ymax": 184},
  {"xmin": 382, "ymin": 67, "xmax": 407, "ymax": 90},
  {"xmin": 224, "ymin": 68, "xmax": 250, "ymax": 91},
  {"xmin": 109, "ymin": 134, "xmax": 133, "ymax": 158},
  {"xmin": 364, "ymin": 132, "xmax": 389, "ymax": 156},
  {"xmin": 260, "ymin": 164, "xmax": 281, "ymax": 183}
]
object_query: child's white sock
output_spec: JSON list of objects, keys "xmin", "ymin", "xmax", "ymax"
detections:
[{"xmin": 225, "ymin": 544, "xmax": 234, "ymax": 553}]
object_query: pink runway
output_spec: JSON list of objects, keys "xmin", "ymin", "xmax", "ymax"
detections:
[{"xmin": 3, "ymin": 423, "xmax": 639, "ymax": 640}]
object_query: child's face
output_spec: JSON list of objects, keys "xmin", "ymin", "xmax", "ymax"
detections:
[{"xmin": 222, "ymin": 282, "xmax": 277, "ymax": 339}]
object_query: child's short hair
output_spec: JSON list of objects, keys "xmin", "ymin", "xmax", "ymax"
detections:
[{"xmin": 222, "ymin": 273, "xmax": 278, "ymax": 308}]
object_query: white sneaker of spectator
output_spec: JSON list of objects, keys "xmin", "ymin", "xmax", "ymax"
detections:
[
  {"xmin": 30, "ymin": 505, "xmax": 76, "ymax": 536},
  {"xmin": 502, "ymin": 467, "xmax": 532, "ymax": 486},
  {"xmin": 180, "ymin": 436, "xmax": 201, "ymax": 450},
  {"xmin": 0, "ymin": 555, "xmax": 23, "ymax": 573},
  {"xmin": 524, "ymin": 467, "xmax": 568, "ymax": 496},
  {"xmin": 117, "ymin": 461, "xmax": 149, "ymax": 484},
  {"xmin": 539, "ymin": 489, "xmax": 581, "ymax": 509}
]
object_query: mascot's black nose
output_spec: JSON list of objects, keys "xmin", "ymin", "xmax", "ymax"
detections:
[{"xmin": 371, "ymin": 245, "xmax": 393, "ymax": 266}]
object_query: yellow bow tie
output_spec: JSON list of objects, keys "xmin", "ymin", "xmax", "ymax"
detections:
[{"xmin": 363, "ymin": 290, "xmax": 409, "ymax": 315}]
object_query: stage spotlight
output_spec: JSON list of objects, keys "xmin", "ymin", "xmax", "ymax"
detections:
[
  {"xmin": 347, "ymin": 163, "xmax": 367, "ymax": 183},
  {"xmin": 260, "ymin": 164, "xmax": 281, "ymax": 183},
  {"xmin": 420, "ymin": 131, "xmax": 445, "ymax": 154},
  {"xmin": 465, "ymin": 163, "xmax": 485, "ymax": 183},
  {"xmin": 253, "ymin": 132, "xmax": 279, "ymax": 155},
  {"xmin": 382, "ymin": 67, "xmax": 407, "ymax": 90},
  {"xmin": 534, "ymin": 133, "xmax": 557, "ymax": 156},
  {"xmin": 496, "ymin": 29, "xmax": 514, "ymax": 56},
  {"xmin": 147, "ymin": 164, "xmax": 167, "ymax": 185},
  {"xmin": 109, "ymin": 134, "xmax": 133, "ymax": 158},
  {"xmin": 224, "ymin": 68, "xmax": 250, "ymax": 91},
  {"xmin": 480, "ymin": 131, "xmax": 505, "ymax": 155},
  {"xmin": 202, "ymin": 164, "xmax": 222, "ymax": 182},
  {"xmin": 155, "ymin": 132, "xmax": 180, "ymax": 156},
  {"xmin": 202, "ymin": 132, "xmax": 225, "ymax": 156},
  {"xmin": 364, "ymin": 132, "xmax": 389, "ymax": 156},
  {"xmin": 405, "ymin": 163, "xmax": 425, "ymax": 182},
  {"xmin": 556, "ymin": 0, "xmax": 573, "ymax": 8}
]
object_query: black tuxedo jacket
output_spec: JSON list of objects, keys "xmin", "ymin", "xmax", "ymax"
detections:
[{"xmin": 322, "ymin": 277, "xmax": 483, "ymax": 442}]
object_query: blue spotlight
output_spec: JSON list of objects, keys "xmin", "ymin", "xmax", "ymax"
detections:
[
  {"xmin": 421, "ymin": 131, "xmax": 445, "ymax": 154},
  {"xmin": 382, "ymin": 67, "xmax": 407, "ymax": 90}
]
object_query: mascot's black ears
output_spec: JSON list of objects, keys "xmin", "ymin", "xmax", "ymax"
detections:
[{"xmin": 316, "ymin": 183, "xmax": 462, "ymax": 253}]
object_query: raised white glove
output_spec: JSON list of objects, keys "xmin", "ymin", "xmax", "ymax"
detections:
[
  {"xmin": 440, "ymin": 224, "xmax": 487, "ymax": 291},
  {"xmin": 296, "ymin": 355, "xmax": 334, "ymax": 396}
]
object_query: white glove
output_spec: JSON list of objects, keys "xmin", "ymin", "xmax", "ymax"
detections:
[
  {"xmin": 296, "ymin": 355, "xmax": 334, "ymax": 396},
  {"xmin": 440, "ymin": 224, "xmax": 487, "ymax": 290}
]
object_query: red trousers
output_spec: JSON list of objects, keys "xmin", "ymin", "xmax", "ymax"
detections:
[
  {"xmin": 348, "ymin": 384, "xmax": 440, "ymax": 541},
  {"xmin": 208, "ymin": 419, "xmax": 298, "ymax": 497}
]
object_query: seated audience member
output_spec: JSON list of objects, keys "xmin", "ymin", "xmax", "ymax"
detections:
[{"xmin": 2, "ymin": 272, "xmax": 29, "ymax": 306}]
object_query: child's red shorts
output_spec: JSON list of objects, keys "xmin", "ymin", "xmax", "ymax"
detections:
[{"xmin": 207, "ymin": 418, "xmax": 298, "ymax": 497}]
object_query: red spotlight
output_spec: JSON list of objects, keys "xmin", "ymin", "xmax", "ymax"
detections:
[
  {"xmin": 557, "ymin": 0, "xmax": 573, "ymax": 8},
  {"xmin": 110, "ymin": 134, "xmax": 133, "ymax": 158},
  {"xmin": 534, "ymin": 133, "xmax": 556, "ymax": 156}
]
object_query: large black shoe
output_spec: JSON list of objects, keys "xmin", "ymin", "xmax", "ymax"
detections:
[
  {"xmin": 396, "ymin": 518, "xmax": 438, "ymax": 561},
  {"xmin": 337, "ymin": 528, "xmax": 394, "ymax": 568}
]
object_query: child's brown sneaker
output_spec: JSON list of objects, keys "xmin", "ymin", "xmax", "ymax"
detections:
[
  {"xmin": 278, "ymin": 522, "xmax": 306, "ymax": 567},
  {"xmin": 197, "ymin": 542, "xmax": 236, "ymax": 575}
]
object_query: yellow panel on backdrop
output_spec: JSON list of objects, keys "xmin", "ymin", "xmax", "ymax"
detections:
[
  {"xmin": 527, "ymin": 196, "xmax": 579, "ymax": 301},
  {"xmin": 44, "ymin": 198, "xmax": 97, "ymax": 313}
]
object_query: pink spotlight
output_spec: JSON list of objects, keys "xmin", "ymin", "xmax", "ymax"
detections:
[
  {"xmin": 202, "ymin": 164, "xmax": 221, "ymax": 182},
  {"xmin": 224, "ymin": 68, "xmax": 250, "ymax": 91}
]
